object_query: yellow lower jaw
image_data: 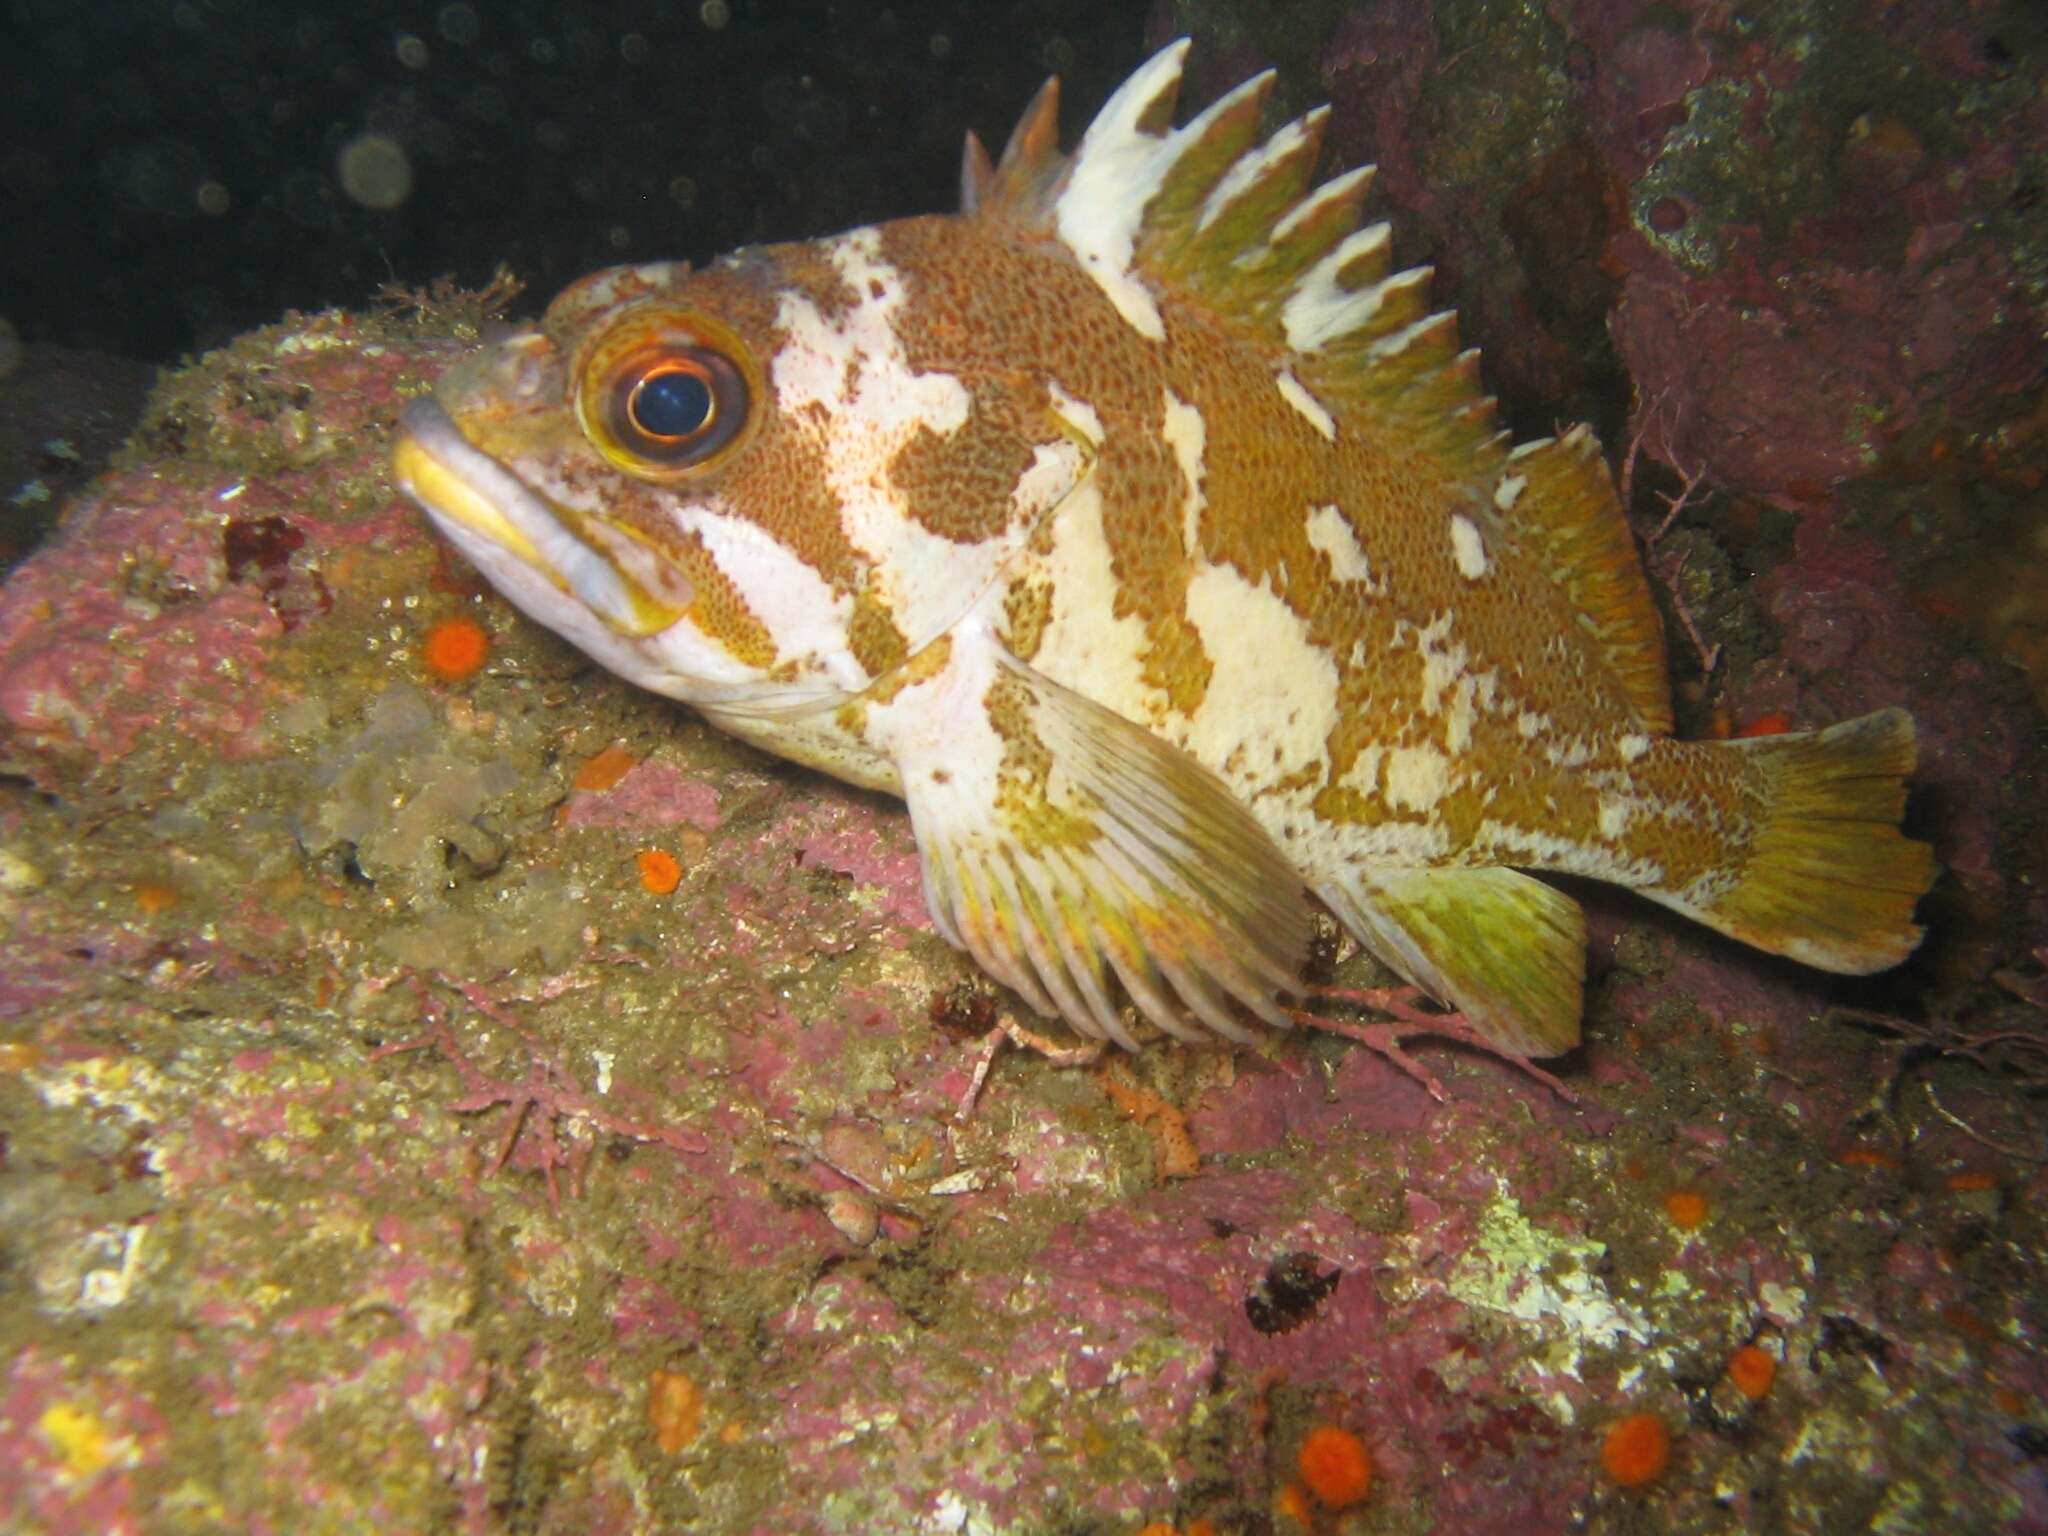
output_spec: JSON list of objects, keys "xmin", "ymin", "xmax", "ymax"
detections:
[
  {"xmin": 392, "ymin": 431, "xmax": 550, "ymax": 572},
  {"xmin": 610, "ymin": 584, "xmax": 690, "ymax": 637},
  {"xmin": 394, "ymin": 408, "xmax": 687, "ymax": 638}
]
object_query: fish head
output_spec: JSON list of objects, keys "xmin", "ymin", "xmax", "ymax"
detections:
[
  {"xmin": 393, "ymin": 253, "xmax": 844, "ymax": 713},
  {"xmin": 393, "ymin": 228, "xmax": 1089, "ymax": 722}
]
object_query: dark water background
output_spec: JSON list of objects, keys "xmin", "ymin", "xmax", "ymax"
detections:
[{"xmin": 2, "ymin": 0, "xmax": 1154, "ymax": 363}]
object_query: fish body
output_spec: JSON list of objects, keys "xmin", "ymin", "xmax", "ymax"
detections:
[{"xmin": 393, "ymin": 42, "xmax": 1935, "ymax": 1055}]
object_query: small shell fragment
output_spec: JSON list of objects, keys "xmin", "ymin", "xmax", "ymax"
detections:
[
  {"xmin": 822, "ymin": 1189, "xmax": 879, "ymax": 1246},
  {"xmin": 0, "ymin": 848, "xmax": 45, "ymax": 893},
  {"xmin": 924, "ymin": 1168, "xmax": 988, "ymax": 1197}
]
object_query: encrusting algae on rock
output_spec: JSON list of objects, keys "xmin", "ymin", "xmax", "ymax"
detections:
[
  {"xmin": 7, "ymin": 17, "xmax": 2045, "ymax": 1534},
  {"xmin": 393, "ymin": 39, "xmax": 1936, "ymax": 1065}
]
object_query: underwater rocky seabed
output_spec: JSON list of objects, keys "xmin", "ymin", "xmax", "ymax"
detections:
[
  {"xmin": 4, "ymin": 10, "xmax": 2048, "ymax": 1536},
  {"xmin": 5, "ymin": 313, "xmax": 2046, "ymax": 1536}
]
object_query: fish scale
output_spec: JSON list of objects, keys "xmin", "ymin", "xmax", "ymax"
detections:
[{"xmin": 392, "ymin": 40, "xmax": 1936, "ymax": 1060}]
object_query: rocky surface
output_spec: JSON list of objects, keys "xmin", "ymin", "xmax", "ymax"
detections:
[{"xmin": 4, "ymin": 10, "xmax": 2047, "ymax": 1529}]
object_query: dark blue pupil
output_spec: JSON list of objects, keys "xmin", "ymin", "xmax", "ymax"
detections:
[{"xmin": 634, "ymin": 370, "xmax": 712, "ymax": 438}]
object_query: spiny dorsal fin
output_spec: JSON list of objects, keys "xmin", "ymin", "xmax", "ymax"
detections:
[
  {"xmin": 959, "ymin": 129, "xmax": 994, "ymax": 215},
  {"xmin": 1162, "ymin": 104, "xmax": 1332, "ymax": 287},
  {"xmin": 976, "ymin": 73, "xmax": 1065, "ymax": 220},
  {"xmin": 973, "ymin": 42, "xmax": 1658, "ymax": 703},
  {"xmin": 1130, "ymin": 69, "xmax": 1276, "ymax": 249},
  {"xmin": 1497, "ymin": 428, "xmax": 1673, "ymax": 735},
  {"xmin": 1026, "ymin": 41, "xmax": 1504, "ymax": 460}
]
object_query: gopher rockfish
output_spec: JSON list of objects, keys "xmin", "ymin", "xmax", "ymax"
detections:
[{"xmin": 392, "ymin": 41, "xmax": 1935, "ymax": 1058}]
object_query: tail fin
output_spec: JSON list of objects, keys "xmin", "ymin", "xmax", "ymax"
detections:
[{"xmin": 1648, "ymin": 708, "xmax": 1936, "ymax": 973}]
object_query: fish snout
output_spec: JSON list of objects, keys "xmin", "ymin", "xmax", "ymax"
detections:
[{"xmin": 438, "ymin": 328, "xmax": 563, "ymax": 415}]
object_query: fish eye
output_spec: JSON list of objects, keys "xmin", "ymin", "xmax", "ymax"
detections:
[
  {"xmin": 609, "ymin": 348, "xmax": 747, "ymax": 464},
  {"xmin": 576, "ymin": 309, "xmax": 760, "ymax": 477},
  {"xmin": 630, "ymin": 365, "xmax": 714, "ymax": 440}
]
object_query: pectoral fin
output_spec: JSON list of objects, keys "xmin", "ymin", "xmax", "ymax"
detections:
[
  {"xmin": 872, "ymin": 630, "xmax": 1310, "ymax": 1049},
  {"xmin": 1317, "ymin": 866, "xmax": 1586, "ymax": 1058}
]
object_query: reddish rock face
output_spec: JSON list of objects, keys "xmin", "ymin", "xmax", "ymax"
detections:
[
  {"xmin": 1165, "ymin": 0, "xmax": 2047, "ymax": 507},
  {"xmin": 3, "ymin": 20, "xmax": 2047, "ymax": 1526}
]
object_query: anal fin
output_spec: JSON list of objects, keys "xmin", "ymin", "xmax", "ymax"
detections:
[
  {"xmin": 1317, "ymin": 866, "xmax": 1586, "ymax": 1058},
  {"xmin": 875, "ymin": 633, "xmax": 1311, "ymax": 1049}
]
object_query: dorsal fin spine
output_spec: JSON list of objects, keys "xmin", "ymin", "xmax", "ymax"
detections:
[
  {"xmin": 1046, "ymin": 40, "xmax": 1194, "ymax": 340},
  {"xmin": 983, "ymin": 75, "xmax": 1063, "ymax": 214},
  {"xmin": 1176, "ymin": 110, "xmax": 1332, "ymax": 297},
  {"xmin": 1279, "ymin": 223, "xmax": 1394, "ymax": 352},
  {"xmin": 1132, "ymin": 73, "xmax": 1277, "ymax": 258},
  {"xmin": 1231, "ymin": 167, "xmax": 1376, "ymax": 319},
  {"xmin": 994, "ymin": 39, "xmax": 1665, "ymax": 697},
  {"xmin": 960, "ymin": 131, "xmax": 994, "ymax": 214},
  {"xmin": 1272, "ymin": 164, "xmax": 1373, "ymax": 244},
  {"xmin": 1369, "ymin": 310, "xmax": 1454, "ymax": 361},
  {"xmin": 1307, "ymin": 264, "xmax": 1432, "ymax": 360},
  {"xmin": 1196, "ymin": 106, "xmax": 1330, "ymax": 234}
]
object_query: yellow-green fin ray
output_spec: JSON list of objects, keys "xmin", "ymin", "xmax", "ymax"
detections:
[
  {"xmin": 893, "ymin": 643, "xmax": 1311, "ymax": 1050},
  {"xmin": 971, "ymin": 40, "xmax": 1538, "ymax": 518},
  {"xmin": 1500, "ymin": 427, "xmax": 1674, "ymax": 735},
  {"xmin": 1318, "ymin": 866, "xmax": 1587, "ymax": 1059},
  {"xmin": 1650, "ymin": 709, "xmax": 1935, "ymax": 973}
]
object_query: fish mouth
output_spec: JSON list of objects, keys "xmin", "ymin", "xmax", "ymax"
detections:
[{"xmin": 392, "ymin": 397, "xmax": 687, "ymax": 636}]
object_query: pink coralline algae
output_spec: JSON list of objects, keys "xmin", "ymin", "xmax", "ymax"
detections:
[
  {"xmin": 4, "ymin": 28, "xmax": 2048, "ymax": 1529},
  {"xmin": 562, "ymin": 757, "xmax": 722, "ymax": 833},
  {"xmin": 0, "ymin": 501, "xmax": 284, "ymax": 764},
  {"xmin": 789, "ymin": 795, "xmax": 931, "ymax": 932},
  {"xmin": 0, "ymin": 322, "xmax": 439, "ymax": 780},
  {"xmin": 1173, "ymin": 0, "xmax": 2048, "ymax": 506},
  {"xmin": 1607, "ymin": 227, "xmax": 2036, "ymax": 502}
]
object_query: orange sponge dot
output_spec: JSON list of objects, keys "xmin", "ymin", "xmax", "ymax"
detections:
[
  {"xmin": 1600, "ymin": 1412, "xmax": 1671, "ymax": 1487},
  {"xmin": 574, "ymin": 741, "xmax": 639, "ymax": 793},
  {"xmin": 1663, "ymin": 1189, "xmax": 1709, "ymax": 1229},
  {"xmin": 1734, "ymin": 711, "xmax": 1794, "ymax": 738},
  {"xmin": 1727, "ymin": 1344, "xmax": 1776, "ymax": 1400},
  {"xmin": 1274, "ymin": 1481, "xmax": 1314, "ymax": 1526},
  {"xmin": 421, "ymin": 615, "xmax": 491, "ymax": 682},
  {"xmin": 1297, "ymin": 1423, "xmax": 1372, "ymax": 1508},
  {"xmin": 636, "ymin": 848, "xmax": 683, "ymax": 895},
  {"xmin": 132, "ymin": 881, "xmax": 180, "ymax": 914},
  {"xmin": 646, "ymin": 1369, "xmax": 702, "ymax": 1453}
]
